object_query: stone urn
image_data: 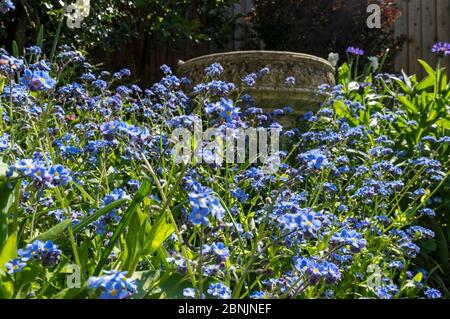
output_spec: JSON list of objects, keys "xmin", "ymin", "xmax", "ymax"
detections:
[{"xmin": 177, "ymin": 50, "xmax": 335, "ymax": 126}]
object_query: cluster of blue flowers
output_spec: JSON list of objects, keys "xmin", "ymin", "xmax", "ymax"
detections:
[
  {"xmin": 0, "ymin": 0, "xmax": 14, "ymax": 13},
  {"xmin": 346, "ymin": 46, "xmax": 365, "ymax": 56},
  {"xmin": 297, "ymin": 149, "xmax": 330, "ymax": 171},
  {"xmin": 88, "ymin": 270, "xmax": 137, "ymax": 299},
  {"xmin": 330, "ymin": 229, "xmax": 367, "ymax": 253},
  {"xmin": 7, "ymin": 157, "xmax": 72, "ymax": 188},
  {"xmin": 293, "ymin": 257, "xmax": 342, "ymax": 285},
  {"xmin": 204, "ymin": 97, "xmax": 241, "ymax": 123},
  {"xmin": 188, "ymin": 191, "xmax": 225, "ymax": 226},
  {"xmin": 0, "ymin": 42, "xmax": 447, "ymax": 299},
  {"xmin": 5, "ymin": 240, "xmax": 61, "ymax": 274},
  {"xmin": 204, "ymin": 62, "xmax": 224, "ymax": 77},
  {"xmin": 279, "ymin": 207, "xmax": 323, "ymax": 237},
  {"xmin": 206, "ymin": 282, "xmax": 232, "ymax": 299},
  {"xmin": 20, "ymin": 69, "xmax": 56, "ymax": 91},
  {"xmin": 183, "ymin": 282, "xmax": 231, "ymax": 299}
]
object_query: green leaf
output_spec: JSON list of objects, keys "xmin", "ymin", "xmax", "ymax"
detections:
[
  {"xmin": 0, "ymin": 162, "xmax": 8, "ymax": 177},
  {"xmin": 71, "ymin": 182, "xmax": 96, "ymax": 204},
  {"xmin": 0, "ymin": 77, "xmax": 4, "ymax": 94},
  {"xmin": 420, "ymin": 189, "xmax": 431, "ymax": 205},
  {"xmin": 412, "ymin": 272, "xmax": 423, "ymax": 282},
  {"xmin": 390, "ymin": 77, "xmax": 408, "ymax": 93},
  {"xmin": 132, "ymin": 270, "xmax": 160, "ymax": 298},
  {"xmin": 52, "ymin": 287, "xmax": 88, "ymax": 299},
  {"xmin": 401, "ymin": 70, "xmax": 412, "ymax": 91},
  {"xmin": 416, "ymin": 76, "xmax": 435, "ymax": 91},
  {"xmin": 0, "ymin": 232, "xmax": 17, "ymax": 268},
  {"xmin": 337, "ymin": 63, "xmax": 350, "ymax": 85},
  {"xmin": 122, "ymin": 207, "xmax": 151, "ymax": 274},
  {"xmin": 378, "ymin": 48, "xmax": 390, "ymax": 72},
  {"xmin": 50, "ymin": 9, "xmax": 65, "ymax": 62},
  {"xmin": 144, "ymin": 212, "xmax": 175, "ymax": 255},
  {"xmin": 134, "ymin": 0, "xmax": 148, "ymax": 7},
  {"xmin": 0, "ymin": 181, "xmax": 17, "ymax": 249},
  {"xmin": 333, "ymin": 100, "xmax": 351, "ymax": 119},
  {"xmin": 29, "ymin": 219, "xmax": 71, "ymax": 243},
  {"xmin": 77, "ymin": 239, "xmax": 91, "ymax": 270},
  {"xmin": 0, "ymin": 279, "xmax": 14, "ymax": 298},
  {"xmin": 418, "ymin": 59, "xmax": 436, "ymax": 78},
  {"xmin": 397, "ymin": 95, "xmax": 417, "ymax": 114},
  {"xmin": 94, "ymin": 179, "xmax": 151, "ymax": 276},
  {"xmin": 36, "ymin": 25, "xmax": 44, "ymax": 48},
  {"xmin": 133, "ymin": 270, "xmax": 188, "ymax": 299},
  {"xmin": 12, "ymin": 41, "xmax": 19, "ymax": 58},
  {"xmin": 15, "ymin": 263, "xmax": 40, "ymax": 289}
]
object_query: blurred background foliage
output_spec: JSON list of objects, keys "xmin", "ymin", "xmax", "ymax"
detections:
[
  {"xmin": 0, "ymin": 0, "xmax": 241, "ymax": 83},
  {"xmin": 0, "ymin": 1, "xmax": 405, "ymax": 84},
  {"xmin": 245, "ymin": 0, "xmax": 404, "ymax": 68}
]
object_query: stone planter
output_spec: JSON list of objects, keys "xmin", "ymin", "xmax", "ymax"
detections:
[{"xmin": 177, "ymin": 50, "xmax": 335, "ymax": 126}]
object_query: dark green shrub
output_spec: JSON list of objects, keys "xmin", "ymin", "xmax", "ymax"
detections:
[{"xmin": 247, "ymin": 0, "xmax": 404, "ymax": 68}]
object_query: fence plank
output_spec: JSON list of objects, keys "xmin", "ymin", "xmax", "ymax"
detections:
[
  {"xmin": 395, "ymin": 0, "xmax": 409, "ymax": 72},
  {"xmin": 396, "ymin": 0, "xmax": 450, "ymax": 76},
  {"xmin": 437, "ymin": 0, "xmax": 450, "ymax": 74},
  {"xmin": 421, "ymin": 0, "xmax": 437, "ymax": 68},
  {"xmin": 408, "ymin": 0, "xmax": 423, "ymax": 78}
]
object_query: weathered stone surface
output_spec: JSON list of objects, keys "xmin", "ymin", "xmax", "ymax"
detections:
[{"xmin": 177, "ymin": 51, "xmax": 335, "ymax": 120}]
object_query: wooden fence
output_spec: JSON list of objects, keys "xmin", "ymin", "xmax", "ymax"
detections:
[
  {"xmin": 394, "ymin": 0, "xmax": 450, "ymax": 78},
  {"xmin": 109, "ymin": 0, "xmax": 254, "ymax": 85}
]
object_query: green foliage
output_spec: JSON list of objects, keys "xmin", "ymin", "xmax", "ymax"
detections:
[
  {"xmin": 94, "ymin": 179, "xmax": 151, "ymax": 276},
  {"xmin": 0, "ymin": 179, "xmax": 18, "ymax": 254},
  {"xmin": 336, "ymin": 52, "xmax": 450, "ymax": 293},
  {"xmin": 133, "ymin": 270, "xmax": 189, "ymax": 299},
  {"xmin": 0, "ymin": 0, "xmax": 240, "ymax": 82},
  {"xmin": 0, "ymin": 37, "xmax": 449, "ymax": 299},
  {"xmin": 0, "ymin": 232, "xmax": 17, "ymax": 270},
  {"xmin": 30, "ymin": 219, "xmax": 71, "ymax": 243}
]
